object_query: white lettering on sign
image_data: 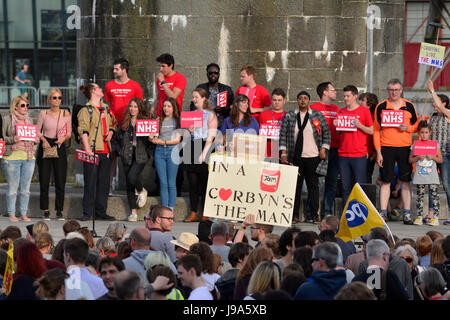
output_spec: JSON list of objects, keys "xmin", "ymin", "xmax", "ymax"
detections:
[
  {"xmin": 381, "ymin": 110, "xmax": 404, "ymax": 127},
  {"xmin": 136, "ymin": 119, "xmax": 159, "ymax": 136},
  {"xmin": 259, "ymin": 124, "xmax": 281, "ymax": 139}
]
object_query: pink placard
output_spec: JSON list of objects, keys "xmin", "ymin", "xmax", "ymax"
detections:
[
  {"xmin": 336, "ymin": 115, "xmax": 357, "ymax": 131},
  {"xmin": 16, "ymin": 124, "xmax": 38, "ymax": 141},
  {"xmin": 180, "ymin": 111, "xmax": 203, "ymax": 128},
  {"xmin": 413, "ymin": 140, "xmax": 438, "ymax": 156},
  {"xmin": 381, "ymin": 110, "xmax": 404, "ymax": 127},
  {"xmin": 136, "ymin": 119, "xmax": 159, "ymax": 136},
  {"xmin": 217, "ymin": 91, "xmax": 228, "ymax": 107},
  {"xmin": 0, "ymin": 141, "xmax": 5, "ymax": 158},
  {"xmin": 259, "ymin": 124, "xmax": 281, "ymax": 139},
  {"xmin": 76, "ymin": 149, "xmax": 99, "ymax": 165}
]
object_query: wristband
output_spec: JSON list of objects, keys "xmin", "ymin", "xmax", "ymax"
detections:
[
  {"xmin": 430, "ymin": 90, "xmax": 435, "ymax": 94},
  {"xmin": 161, "ymin": 80, "xmax": 166, "ymax": 85}
]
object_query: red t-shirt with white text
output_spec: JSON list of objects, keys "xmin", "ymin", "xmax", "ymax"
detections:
[
  {"xmin": 310, "ymin": 102, "xmax": 340, "ymax": 149},
  {"xmin": 104, "ymin": 79, "xmax": 143, "ymax": 125},
  {"xmin": 259, "ymin": 109, "xmax": 286, "ymax": 158},
  {"xmin": 156, "ymin": 72, "xmax": 187, "ymax": 117},
  {"xmin": 337, "ymin": 106, "xmax": 373, "ymax": 157},
  {"xmin": 236, "ymin": 84, "xmax": 272, "ymax": 122}
]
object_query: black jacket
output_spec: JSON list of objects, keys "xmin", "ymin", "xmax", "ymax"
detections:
[{"xmin": 117, "ymin": 123, "xmax": 153, "ymax": 165}]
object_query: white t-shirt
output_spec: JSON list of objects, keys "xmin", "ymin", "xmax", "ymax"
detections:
[
  {"xmin": 188, "ymin": 286, "xmax": 213, "ymax": 300},
  {"xmin": 202, "ymin": 273, "xmax": 221, "ymax": 291}
]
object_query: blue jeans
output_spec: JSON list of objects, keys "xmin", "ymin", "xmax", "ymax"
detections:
[
  {"xmin": 322, "ymin": 148, "xmax": 339, "ymax": 216},
  {"xmin": 338, "ymin": 156, "xmax": 367, "ymax": 206},
  {"xmin": 429, "ymin": 153, "xmax": 450, "ymax": 214},
  {"xmin": 2, "ymin": 159, "xmax": 36, "ymax": 216},
  {"xmin": 154, "ymin": 145, "xmax": 180, "ymax": 208}
]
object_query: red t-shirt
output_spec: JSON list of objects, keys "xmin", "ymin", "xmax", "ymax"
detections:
[
  {"xmin": 236, "ymin": 84, "xmax": 271, "ymax": 122},
  {"xmin": 104, "ymin": 79, "xmax": 143, "ymax": 125},
  {"xmin": 337, "ymin": 106, "xmax": 373, "ymax": 158},
  {"xmin": 310, "ymin": 102, "xmax": 340, "ymax": 149},
  {"xmin": 258, "ymin": 109, "xmax": 286, "ymax": 158},
  {"xmin": 156, "ymin": 72, "xmax": 187, "ymax": 117},
  {"xmin": 96, "ymin": 106, "xmax": 110, "ymax": 154}
]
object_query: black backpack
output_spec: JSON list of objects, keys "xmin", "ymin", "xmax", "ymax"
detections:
[{"xmin": 72, "ymin": 104, "xmax": 93, "ymax": 144}]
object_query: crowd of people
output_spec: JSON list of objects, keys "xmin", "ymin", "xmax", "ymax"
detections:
[
  {"xmin": 0, "ymin": 212, "xmax": 448, "ymax": 300},
  {"xmin": 2, "ymin": 54, "xmax": 450, "ymax": 228}
]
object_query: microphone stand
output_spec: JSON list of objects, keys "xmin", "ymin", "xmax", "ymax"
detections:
[{"xmin": 90, "ymin": 107, "xmax": 104, "ymax": 238}]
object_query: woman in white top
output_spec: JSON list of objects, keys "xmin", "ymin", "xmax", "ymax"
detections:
[{"xmin": 183, "ymin": 88, "xmax": 218, "ymax": 222}]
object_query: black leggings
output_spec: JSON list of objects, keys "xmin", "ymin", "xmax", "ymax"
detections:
[
  {"xmin": 186, "ymin": 169, "xmax": 208, "ymax": 213},
  {"xmin": 123, "ymin": 153, "xmax": 145, "ymax": 211}
]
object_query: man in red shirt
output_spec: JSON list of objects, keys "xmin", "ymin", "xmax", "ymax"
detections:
[
  {"xmin": 152, "ymin": 53, "xmax": 187, "ymax": 117},
  {"xmin": 104, "ymin": 58, "xmax": 143, "ymax": 196},
  {"xmin": 258, "ymin": 88, "xmax": 287, "ymax": 160},
  {"xmin": 236, "ymin": 64, "xmax": 271, "ymax": 123},
  {"xmin": 310, "ymin": 82, "xmax": 340, "ymax": 218},
  {"xmin": 333, "ymin": 85, "xmax": 373, "ymax": 206}
]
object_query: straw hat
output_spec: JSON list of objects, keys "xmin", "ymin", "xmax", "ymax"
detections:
[{"xmin": 170, "ymin": 232, "xmax": 199, "ymax": 251}]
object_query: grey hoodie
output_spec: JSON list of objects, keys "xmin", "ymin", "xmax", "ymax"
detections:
[{"xmin": 123, "ymin": 249, "xmax": 152, "ymax": 286}]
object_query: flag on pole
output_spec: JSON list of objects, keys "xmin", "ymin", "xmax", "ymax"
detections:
[
  {"xmin": 335, "ymin": 183, "xmax": 386, "ymax": 242},
  {"xmin": 2, "ymin": 240, "xmax": 14, "ymax": 296}
]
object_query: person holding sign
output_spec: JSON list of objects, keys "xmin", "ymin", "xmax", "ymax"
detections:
[
  {"xmin": 373, "ymin": 79, "xmax": 419, "ymax": 224},
  {"xmin": 279, "ymin": 91, "xmax": 331, "ymax": 224},
  {"xmin": 333, "ymin": 85, "xmax": 373, "ymax": 206},
  {"xmin": 183, "ymin": 88, "xmax": 218, "ymax": 222},
  {"xmin": 190, "ymin": 63, "xmax": 234, "ymax": 128},
  {"xmin": 426, "ymin": 80, "xmax": 450, "ymax": 226},
  {"xmin": 36, "ymin": 88, "xmax": 72, "ymax": 221},
  {"xmin": 219, "ymin": 94, "xmax": 260, "ymax": 155},
  {"xmin": 150, "ymin": 98, "xmax": 182, "ymax": 210},
  {"xmin": 117, "ymin": 98, "xmax": 153, "ymax": 222},
  {"xmin": 78, "ymin": 84, "xmax": 116, "ymax": 222},
  {"xmin": 258, "ymin": 88, "xmax": 287, "ymax": 160},
  {"xmin": 409, "ymin": 121, "xmax": 443, "ymax": 227},
  {"xmin": 1, "ymin": 96, "xmax": 39, "ymax": 222}
]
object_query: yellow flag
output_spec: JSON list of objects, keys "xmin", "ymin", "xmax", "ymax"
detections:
[
  {"xmin": 2, "ymin": 240, "xmax": 14, "ymax": 296},
  {"xmin": 335, "ymin": 183, "xmax": 385, "ymax": 242}
]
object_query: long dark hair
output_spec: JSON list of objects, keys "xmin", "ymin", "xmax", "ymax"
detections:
[
  {"xmin": 121, "ymin": 98, "xmax": 148, "ymax": 131},
  {"xmin": 79, "ymin": 83, "xmax": 98, "ymax": 100},
  {"xmin": 437, "ymin": 94, "xmax": 449, "ymax": 110},
  {"xmin": 159, "ymin": 97, "xmax": 180, "ymax": 131},
  {"xmin": 230, "ymin": 94, "xmax": 252, "ymax": 128}
]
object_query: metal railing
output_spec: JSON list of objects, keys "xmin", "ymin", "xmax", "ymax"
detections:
[
  {"xmin": 0, "ymin": 86, "xmax": 77, "ymax": 109},
  {"xmin": 37, "ymin": 87, "xmax": 77, "ymax": 109},
  {"xmin": 0, "ymin": 86, "xmax": 38, "ymax": 107}
]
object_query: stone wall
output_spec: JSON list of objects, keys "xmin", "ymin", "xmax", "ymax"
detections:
[{"xmin": 78, "ymin": 0, "xmax": 405, "ymax": 110}]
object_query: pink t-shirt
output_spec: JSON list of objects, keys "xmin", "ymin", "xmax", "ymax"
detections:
[
  {"xmin": 37, "ymin": 110, "xmax": 72, "ymax": 140},
  {"xmin": 294, "ymin": 112, "xmax": 319, "ymax": 158}
]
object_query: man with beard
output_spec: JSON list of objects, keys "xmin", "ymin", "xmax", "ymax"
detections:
[
  {"xmin": 97, "ymin": 256, "xmax": 125, "ymax": 300},
  {"xmin": 190, "ymin": 63, "xmax": 234, "ymax": 127}
]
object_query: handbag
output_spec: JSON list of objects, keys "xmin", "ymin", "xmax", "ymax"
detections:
[{"xmin": 42, "ymin": 110, "xmax": 60, "ymax": 159}]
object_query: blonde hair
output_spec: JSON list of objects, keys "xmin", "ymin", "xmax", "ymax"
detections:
[
  {"xmin": 47, "ymin": 88, "xmax": 63, "ymax": 102},
  {"xmin": 10, "ymin": 96, "xmax": 29, "ymax": 114},
  {"xmin": 33, "ymin": 221, "xmax": 50, "ymax": 238},
  {"xmin": 247, "ymin": 260, "xmax": 280, "ymax": 295},
  {"xmin": 35, "ymin": 232, "xmax": 53, "ymax": 250}
]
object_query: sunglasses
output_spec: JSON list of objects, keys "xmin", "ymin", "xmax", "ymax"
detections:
[
  {"xmin": 401, "ymin": 257, "xmax": 413, "ymax": 263},
  {"xmin": 51, "ymin": 96, "xmax": 63, "ymax": 100},
  {"xmin": 18, "ymin": 103, "xmax": 29, "ymax": 108},
  {"xmin": 208, "ymin": 71, "xmax": 219, "ymax": 75},
  {"xmin": 311, "ymin": 257, "xmax": 320, "ymax": 263}
]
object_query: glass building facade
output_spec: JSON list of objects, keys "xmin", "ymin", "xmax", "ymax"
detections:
[{"xmin": 0, "ymin": 0, "xmax": 77, "ymax": 88}]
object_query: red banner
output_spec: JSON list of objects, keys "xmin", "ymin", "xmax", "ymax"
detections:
[
  {"xmin": 413, "ymin": 140, "xmax": 438, "ymax": 156},
  {"xmin": 217, "ymin": 91, "xmax": 228, "ymax": 107},
  {"xmin": 259, "ymin": 124, "xmax": 281, "ymax": 139},
  {"xmin": 381, "ymin": 110, "xmax": 404, "ymax": 127},
  {"xmin": 336, "ymin": 115, "xmax": 357, "ymax": 131},
  {"xmin": 76, "ymin": 149, "xmax": 99, "ymax": 165},
  {"xmin": 0, "ymin": 141, "xmax": 5, "ymax": 158},
  {"xmin": 180, "ymin": 111, "xmax": 203, "ymax": 128},
  {"xmin": 16, "ymin": 124, "xmax": 38, "ymax": 141},
  {"xmin": 136, "ymin": 119, "xmax": 159, "ymax": 136}
]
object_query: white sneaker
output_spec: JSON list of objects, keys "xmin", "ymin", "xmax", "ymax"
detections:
[
  {"xmin": 136, "ymin": 188, "xmax": 148, "ymax": 208},
  {"xmin": 426, "ymin": 218, "xmax": 439, "ymax": 226},
  {"xmin": 413, "ymin": 217, "xmax": 423, "ymax": 225},
  {"xmin": 128, "ymin": 212, "xmax": 138, "ymax": 222}
]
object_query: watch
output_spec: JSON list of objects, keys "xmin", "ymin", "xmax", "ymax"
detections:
[{"xmin": 161, "ymin": 80, "xmax": 166, "ymax": 85}]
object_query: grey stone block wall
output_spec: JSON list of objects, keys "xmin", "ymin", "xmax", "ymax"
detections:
[{"xmin": 78, "ymin": 0, "xmax": 405, "ymax": 111}]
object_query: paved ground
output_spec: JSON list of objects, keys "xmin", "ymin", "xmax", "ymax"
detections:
[{"xmin": 0, "ymin": 216, "xmax": 448, "ymax": 246}]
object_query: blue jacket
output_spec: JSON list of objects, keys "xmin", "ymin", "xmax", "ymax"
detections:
[{"xmin": 294, "ymin": 269, "xmax": 347, "ymax": 300}]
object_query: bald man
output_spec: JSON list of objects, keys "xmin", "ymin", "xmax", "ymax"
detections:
[{"xmin": 122, "ymin": 227, "xmax": 152, "ymax": 286}]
